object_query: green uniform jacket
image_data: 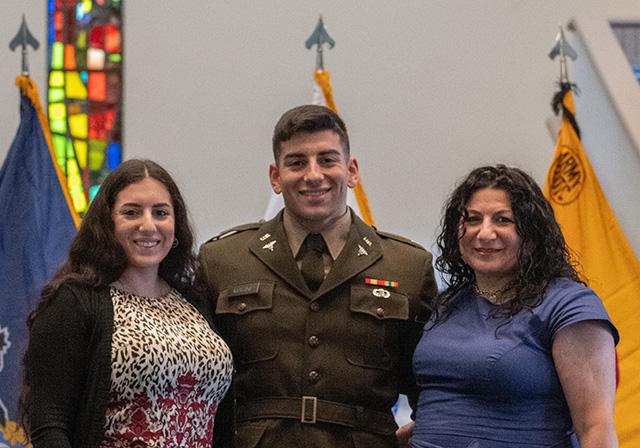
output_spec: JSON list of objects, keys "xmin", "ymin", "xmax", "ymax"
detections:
[{"xmin": 199, "ymin": 211, "xmax": 437, "ymax": 448}]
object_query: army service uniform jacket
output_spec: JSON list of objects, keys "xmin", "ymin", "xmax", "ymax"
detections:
[{"xmin": 199, "ymin": 211, "xmax": 437, "ymax": 448}]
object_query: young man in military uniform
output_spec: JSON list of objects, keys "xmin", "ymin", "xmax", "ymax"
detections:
[{"xmin": 199, "ymin": 105, "xmax": 437, "ymax": 447}]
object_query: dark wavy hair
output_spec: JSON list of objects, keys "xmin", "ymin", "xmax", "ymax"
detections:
[
  {"xmin": 435, "ymin": 165, "xmax": 580, "ymax": 317},
  {"xmin": 34, "ymin": 159, "xmax": 199, "ymax": 309},
  {"xmin": 20, "ymin": 159, "xmax": 201, "ymax": 433}
]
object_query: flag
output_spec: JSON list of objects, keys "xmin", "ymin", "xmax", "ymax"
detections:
[
  {"xmin": 0, "ymin": 76, "xmax": 79, "ymax": 447},
  {"xmin": 264, "ymin": 69, "xmax": 376, "ymax": 225},
  {"xmin": 544, "ymin": 85, "xmax": 640, "ymax": 446}
]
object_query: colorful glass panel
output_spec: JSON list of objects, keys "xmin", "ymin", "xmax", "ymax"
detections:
[
  {"xmin": 51, "ymin": 42, "xmax": 64, "ymax": 69},
  {"xmin": 47, "ymin": 0, "xmax": 123, "ymax": 215},
  {"xmin": 49, "ymin": 70, "xmax": 64, "ymax": 87},
  {"xmin": 88, "ymin": 72, "xmax": 106, "ymax": 101},
  {"xmin": 87, "ymin": 48, "xmax": 105, "ymax": 70},
  {"xmin": 74, "ymin": 139, "xmax": 88, "ymax": 168},
  {"xmin": 48, "ymin": 86, "xmax": 65, "ymax": 102},
  {"xmin": 64, "ymin": 44, "xmax": 77, "ymax": 69},
  {"xmin": 104, "ymin": 24, "xmax": 120, "ymax": 52},
  {"xmin": 65, "ymin": 71, "xmax": 87, "ymax": 98}
]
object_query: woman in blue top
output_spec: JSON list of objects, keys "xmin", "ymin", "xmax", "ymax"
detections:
[{"xmin": 409, "ymin": 165, "xmax": 618, "ymax": 448}]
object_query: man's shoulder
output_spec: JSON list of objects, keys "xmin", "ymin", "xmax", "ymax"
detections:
[
  {"xmin": 373, "ymin": 228, "xmax": 427, "ymax": 252},
  {"xmin": 202, "ymin": 221, "xmax": 264, "ymax": 246}
]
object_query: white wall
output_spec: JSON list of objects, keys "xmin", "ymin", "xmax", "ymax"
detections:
[
  {"xmin": 1, "ymin": 1, "xmax": 639, "ymax": 258},
  {"xmin": 0, "ymin": 2, "xmax": 46, "ymax": 156}
]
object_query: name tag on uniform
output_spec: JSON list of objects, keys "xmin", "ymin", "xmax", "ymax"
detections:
[{"xmin": 228, "ymin": 282, "xmax": 261, "ymax": 297}]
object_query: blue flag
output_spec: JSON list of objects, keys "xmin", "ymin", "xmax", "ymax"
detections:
[{"xmin": 0, "ymin": 76, "xmax": 78, "ymax": 446}]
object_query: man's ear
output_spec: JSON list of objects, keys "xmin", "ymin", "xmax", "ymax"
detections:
[
  {"xmin": 269, "ymin": 163, "xmax": 282, "ymax": 194},
  {"xmin": 347, "ymin": 157, "xmax": 360, "ymax": 188}
]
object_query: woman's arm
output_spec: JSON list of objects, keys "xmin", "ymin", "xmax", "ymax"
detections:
[
  {"xmin": 26, "ymin": 286, "xmax": 90, "ymax": 448},
  {"xmin": 552, "ymin": 320, "xmax": 618, "ymax": 448}
]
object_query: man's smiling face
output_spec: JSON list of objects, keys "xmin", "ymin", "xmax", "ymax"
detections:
[{"xmin": 269, "ymin": 130, "xmax": 359, "ymax": 232}]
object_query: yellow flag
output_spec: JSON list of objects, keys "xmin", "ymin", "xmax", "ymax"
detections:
[{"xmin": 544, "ymin": 88, "xmax": 640, "ymax": 446}]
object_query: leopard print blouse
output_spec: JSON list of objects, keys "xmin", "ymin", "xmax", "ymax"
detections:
[{"xmin": 98, "ymin": 287, "xmax": 233, "ymax": 447}]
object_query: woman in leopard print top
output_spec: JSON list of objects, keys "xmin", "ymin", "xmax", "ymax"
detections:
[{"xmin": 23, "ymin": 159, "xmax": 233, "ymax": 448}]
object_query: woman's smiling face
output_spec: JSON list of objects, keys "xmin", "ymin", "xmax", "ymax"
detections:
[
  {"xmin": 112, "ymin": 176, "xmax": 175, "ymax": 274},
  {"xmin": 458, "ymin": 187, "xmax": 521, "ymax": 289}
]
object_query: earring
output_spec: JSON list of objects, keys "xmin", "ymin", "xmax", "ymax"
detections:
[{"xmin": 172, "ymin": 238, "xmax": 179, "ymax": 248}]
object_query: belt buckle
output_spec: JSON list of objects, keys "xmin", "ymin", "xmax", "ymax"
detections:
[{"xmin": 301, "ymin": 396, "xmax": 317, "ymax": 424}]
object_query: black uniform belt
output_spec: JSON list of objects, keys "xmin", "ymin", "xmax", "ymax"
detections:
[{"xmin": 236, "ymin": 396, "xmax": 397, "ymax": 435}]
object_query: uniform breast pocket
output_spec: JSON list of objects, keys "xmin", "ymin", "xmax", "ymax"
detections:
[
  {"xmin": 216, "ymin": 281, "xmax": 278, "ymax": 364},
  {"xmin": 345, "ymin": 284, "xmax": 410, "ymax": 370}
]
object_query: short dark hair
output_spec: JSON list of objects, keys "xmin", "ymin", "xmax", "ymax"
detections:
[
  {"xmin": 435, "ymin": 164, "xmax": 580, "ymax": 316},
  {"xmin": 272, "ymin": 105, "xmax": 350, "ymax": 161}
]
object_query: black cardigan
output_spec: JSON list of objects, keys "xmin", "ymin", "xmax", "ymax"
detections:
[{"xmin": 26, "ymin": 282, "xmax": 233, "ymax": 448}]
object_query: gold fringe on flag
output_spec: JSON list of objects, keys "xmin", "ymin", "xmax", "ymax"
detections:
[{"xmin": 16, "ymin": 75, "xmax": 81, "ymax": 228}]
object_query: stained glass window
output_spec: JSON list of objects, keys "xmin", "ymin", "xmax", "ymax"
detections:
[{"xmin": 48, "ymin": 0, "xmax": 123, "ymax": 214}]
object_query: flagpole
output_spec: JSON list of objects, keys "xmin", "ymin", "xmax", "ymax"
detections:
[
  {"xmin": 305, "ymin": 16, "xmax": 376, "ymax": 227},
  {"xmin": 548, "ymin": 25, "xmax": 581, "ymax": 138},
  {"xmin": 548, "ymin": 25, "xmax": 577, "ymax": 84},
  {"xmin": 1, "ymin": 16, "xmax": 79, "ymax": 448},
  {"xmin": 9, "ymin": 14, "xmax": 39, "ymax": 77}
]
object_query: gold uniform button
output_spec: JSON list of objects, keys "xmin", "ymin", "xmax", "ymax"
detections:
[
  {"xmin": 308, "ymin": 370, "xmax": 320, "ymax": 383},
  {"xmin": 376, "ymin": 306, "xmax": 385, "ymax": 317},
  {"xmin": 238, "ymin": 302, "xmax": 247, "ymax": 312},
  {"xmin": 308, "ymin": 335, "xmax": 319, "ymax": 348}
]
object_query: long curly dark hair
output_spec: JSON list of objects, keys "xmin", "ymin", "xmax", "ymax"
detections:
[
  {"xmin": 21, "ymin": 159, "xmax": 202, "ymax": 433},
  {"xmin": 435, "ymin": 165, "xmax": 580, "ymax": 317},
  {"xmin": 31, "ymin": 159, "xmax": 200, "ymax": 315}
]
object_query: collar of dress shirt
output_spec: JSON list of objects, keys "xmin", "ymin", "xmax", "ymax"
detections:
[{"xmin": 283, "ymin": 208, "xmax": 352, "ymax": 261}]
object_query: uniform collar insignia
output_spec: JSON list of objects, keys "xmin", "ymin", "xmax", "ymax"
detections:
[
  {"xmin": 259, "ymin": 233, "xmax": 271, "ymax": 241},
  {"xmin": 262, "ymin": 240, "xmax": 277, "ymax": 252},
  {"xmin": 357, "ymin": 244, "xmax": 369, "ymax": 257}
]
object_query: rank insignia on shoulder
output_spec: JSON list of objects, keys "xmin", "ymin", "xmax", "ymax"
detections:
[
  {"xmin": 208, "ymin": 221, "xmax": 263, "ymax": 242},
  {"xmin": 365, "ymin": 277, "xmax": 399, "ymax": 288},
  {"xmin": 375, "ymin": 230, "xmax": 424, "ymax": 249}
]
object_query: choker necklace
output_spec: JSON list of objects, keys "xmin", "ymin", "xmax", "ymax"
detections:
[{"xmin": 473, "ymin": 282, "xmax": 513, "ymax": 303}]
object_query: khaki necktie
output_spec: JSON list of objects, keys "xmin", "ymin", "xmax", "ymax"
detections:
[{"xmin": 300, "ymin": 233, "xmax": 327, "ymax": 291}]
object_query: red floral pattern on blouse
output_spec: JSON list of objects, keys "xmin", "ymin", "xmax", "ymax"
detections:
[
  {"xmin": 101, "ymin": 372, "xmax": 219, "ymax": 447},
  {"xmin": 99, "ymin": 288, "xmax": 233, "ymax": 448}
]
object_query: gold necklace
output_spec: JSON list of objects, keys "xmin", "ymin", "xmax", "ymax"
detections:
[{"xmin": 473, "ymin": 282, "xmax": 514, "ymax": 303}]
